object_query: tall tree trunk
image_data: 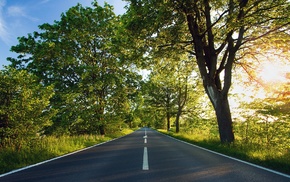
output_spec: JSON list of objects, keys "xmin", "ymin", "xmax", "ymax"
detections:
[
  {"xmin": 215, "ymin": 96, "xmax": 234, "ymax": 143},
  {"xmin": 206, "ymin": 85, "xmax": 234, "ymax": 143},
  {"xmin": 166, "ymin": 111, "xmax": 170, "ymax": 131},
  {"xmin": 175, "ymin": 78, "xmax": 188, "ymax": 133},
  {"xmin": 166, "ymin": 91, "xmax": 171, "ymax": 131},
  {"xmin": 97, "ymin": 95, "xmax": 106, "ymax": 136},
  {"xmin": 175, "ymin": 108, "xmax": 182, "ymax": 133},
  {"xmin": 99, "ymin": 124, "xmax": 105, "ymax": 136}
]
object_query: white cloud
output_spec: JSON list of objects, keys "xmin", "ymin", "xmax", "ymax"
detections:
[
  {"xmin": 0, "ymin": 0, "xmax": 5, "ymax": 7},
  {"xmin": 7, "ymin": 6, "xmax": 25, "ymax": 17},
  {"xmin": 7, "ymin": 5, "xmax": 38, "ymax": 22},
  {"xmin": 7, "ymin": 6, "xmax": 26, "ymax": 17},
  {"xmin": 40, "ymin": 0, "xmax": 50, "ymax": 4},
  {"xmin": 0, "ymin": 0, "xmax": 11, "ymax": 45}
]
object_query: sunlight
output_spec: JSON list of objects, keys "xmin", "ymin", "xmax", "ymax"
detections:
[
  {"xmin": 258, "ymin": 61, "xmax": 289, "ymax": 83},
  {"xmin": 229, "ymin": 58, "xmax": 290, "ymax": 110}
]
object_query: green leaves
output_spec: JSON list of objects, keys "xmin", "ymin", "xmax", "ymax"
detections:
[
  {"xmin": 4, "ymin": 0, "xmax": 289, "ymax": 143},
  {"xmin": 8, "ymin": 1, "xmax": 142, "ymax": 136},
  {"xmin": 0, "ymin": 67, "xmax": 55, "ymax": 148}
]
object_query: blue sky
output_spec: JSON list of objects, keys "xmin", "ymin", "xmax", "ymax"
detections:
[{"xmin": 0, "ymin": 0, "xmax": 127, "ymax": 69}]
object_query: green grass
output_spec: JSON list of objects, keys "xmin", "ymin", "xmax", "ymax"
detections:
[
  {"xmin": 158, "ymin": 129, "xmax": 290, "ymax": 175},
  {"xmin": 0, "ymin": 128, "xmax": 134, "ymax": 175}
]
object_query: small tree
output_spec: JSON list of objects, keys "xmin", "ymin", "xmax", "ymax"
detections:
[{"xmin": 0, "ymin": 67, "xmax": 55, "ymax": 149}]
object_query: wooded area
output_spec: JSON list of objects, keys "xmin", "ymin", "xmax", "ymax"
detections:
[{"xmin": 0, "ymin": 0, "xmax": 289, "ymax": 171}]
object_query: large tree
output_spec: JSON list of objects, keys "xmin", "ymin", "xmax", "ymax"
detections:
[
  {"xmin": 124, "ymin": 0, "xmax": 290, "ymax": 143},
  {"xmin": 8, "ymin": 1, "xmax": 140, "ymax": 135}
]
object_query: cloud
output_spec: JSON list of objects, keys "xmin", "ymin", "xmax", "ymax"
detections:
[
  {"xmin": 7, "ymin": 5, "xmax": 38, "ymax": 22},
  {"xmin": 7, "ymin": 6, "xmax": 26, "ymax": 17},
  {"xmin": 0, "ymin": 0, "xmax": 5, "ymax": 7},
  {"xmin": 40, "ymin": 0, "xmax": 50, "ymax": 4},
  {"xmin": 0, "ymin": 0, "xmax": 11, "ymax": 45}
]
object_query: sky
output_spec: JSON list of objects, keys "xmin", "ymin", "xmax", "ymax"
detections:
[{"xmin": 0, "ymin": 0, "xmax": 127, "ymax": 69}]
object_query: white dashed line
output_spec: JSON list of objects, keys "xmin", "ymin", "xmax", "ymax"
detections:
[{"xmin": 142, "ymin": 147, "xmax": 149, "ymax": 170}]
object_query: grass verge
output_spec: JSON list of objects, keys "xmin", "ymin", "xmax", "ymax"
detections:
[
  {"xmin": 0, "ymin": 128, "xmax": 134, "ymax": 175},
  {"xmin": 158, "ymin": 129, "xmax": 290, "ymax": 175}
]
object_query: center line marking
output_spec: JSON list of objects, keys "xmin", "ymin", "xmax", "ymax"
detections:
[
  {"xmin": 143, "ymin": 135, "xmax": 147, "ymax": 143},
  {"xmin": 142, "ymin": 147, "xmax": 149, "ymax": 170}
]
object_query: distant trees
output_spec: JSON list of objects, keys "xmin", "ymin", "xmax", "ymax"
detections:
[{"xmin": 142, "ymin": 55, "xmax": 201, "ymax": 132}]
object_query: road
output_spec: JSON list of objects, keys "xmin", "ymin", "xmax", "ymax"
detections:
[{"xmin": 1, "ymin": 128, "xmax": 289, "ymax": 182}]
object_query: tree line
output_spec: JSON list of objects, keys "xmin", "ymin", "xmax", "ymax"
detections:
[{"xmin": 1, "ymin": 0, "xmax": 289, "ymax": 149}]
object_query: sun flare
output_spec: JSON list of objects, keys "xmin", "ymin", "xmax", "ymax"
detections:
[
  {"xmin": 230, "ymin": 59, "xmax": 290, "ymax": 109},
  {"xmin": 258, "ymin": 61, "xmax": 289, "ymax": 84}
]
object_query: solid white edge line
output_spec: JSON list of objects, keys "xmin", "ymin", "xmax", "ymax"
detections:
[
  {"xmin": 0, "ymin": 131, "xmax": 136, "ymax": 178},
  {"xmin": 142, "ymin": 147, "xmax": 149, "ymax": 170},
  {"xmin": 159, "ymin": 132, "xmax": 290, "ymax": 179}
]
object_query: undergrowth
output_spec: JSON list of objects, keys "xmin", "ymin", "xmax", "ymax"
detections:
[
  {"xmin": 158, "ymin": 128, "xmax": 290, "ymax": 175},
  {"xmin": 0, "ymin": 128, "xmax": 134, "ymax": 175}
]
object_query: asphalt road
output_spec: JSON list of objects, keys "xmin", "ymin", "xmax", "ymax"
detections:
[{"xmin": 1, "ymin": 128, "xmax": 289, "ymax": 182}]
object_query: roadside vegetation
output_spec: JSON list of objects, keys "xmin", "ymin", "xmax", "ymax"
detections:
[
  {"xmin": 1, "ymin": 0, "xmax": 289, "ymax": 176},
  {"xmin": 159, "ymin": 116, "xmax": 290, "ymax": 175},
  {"xmin": 0, "ymin": 129, "xmax": 133, "ymax": 174}
]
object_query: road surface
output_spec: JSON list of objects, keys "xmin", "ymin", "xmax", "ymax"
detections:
[{"xmin": 1, "ymin": 128, "xmax": 289, "ymax": 182}]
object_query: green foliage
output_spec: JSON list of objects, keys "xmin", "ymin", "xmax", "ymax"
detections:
[
  {"xmin": 8, "ymin": 1, "xmax": 141, "ymax": 136},
  {"xmin": 0, "ymin": 67, "xmax": 55, "ymax": 149},
  {"xmin": 124, "ymin": 0, "xmax": 290, "ymax": 143},
  {"xmin": 0, "ymin": 129, "xmax": 133, "ymax": 174},
  {"xmin": 1, "ymin": 0, "xmax": 289, "ymax": 175},
  {"xmin": 140, "ymin": 53, "xmax": 202, "ymax": 131},
  {"xmin": 159, "ymin": 88, "xmax": 290, "ymax": 174},
  {"xmin": 160, "ymin": 117, "xmax": 290, "ymax": 174}
]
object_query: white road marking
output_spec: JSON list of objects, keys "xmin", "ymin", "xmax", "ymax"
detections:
[
  {"xmin": 142, "ymin": 147, "xmax": 149, "ymax": 170},
  {"xmin": 161, "ymin": 133, "xmax": 290, "ymax": 179},
  {"xmin": 144, "ymin": 128, "xmax": 148, "ymax": 144},
  {"xmin": 143, "ymin": 135, "xmax": 147, "ymax": 144}
]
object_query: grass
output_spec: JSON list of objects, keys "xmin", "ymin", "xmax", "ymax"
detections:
[
  {"xmin": 0, "ymin": 128, "xmax": 134, "ymax": 175},
  {"xmin": 158, "ymin": 128, "xmax": 290, "ymax": 175},
  {"xmin": 2, "ymin": 126, "xmax": 289, "ymax": 176}
]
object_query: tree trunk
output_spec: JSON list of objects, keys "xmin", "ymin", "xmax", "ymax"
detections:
[
  {"xmin": 215, "ymin": 97, "xmax": 234, "ymax": 143},
  {"xmin": 175, "ymin": 108, "xmax": 182, "ymax": 133},
  {"xmin": 175, "ymin": 79, "xmax": 188, "ymax": 133},
  {"xmin": 206, "ymin": 86, "xmax": 234, "ymax": 143},
  {"xmin": 166, "ymin": 91, "xmax": 171, "ymax": 131},
  {"xmin": 96, "ymin": 102, "xmax": 106, "ymax": 136},
  {"xmin": 99, "ymin": 125, "xmax": 105, "ymax": 137},
  {"xmin": 166, "ymin": 111, "xmax": 170, "ymax": 131}
]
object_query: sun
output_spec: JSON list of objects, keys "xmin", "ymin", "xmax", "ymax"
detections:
[{"xmin": 258, "ymin": 61, "xmax": 289, "ymax": 84}]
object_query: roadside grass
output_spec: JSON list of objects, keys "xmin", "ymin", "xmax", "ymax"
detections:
[
  {"xmin": 0, "ymin": 128, "xmax": 134, "ymax": 175},
  {"xmin": 158, "ymin": 128, "xmax": 290, "ymax": 175}
]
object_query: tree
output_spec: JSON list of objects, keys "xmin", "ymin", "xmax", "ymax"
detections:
[
  {"xmin": 172, "ymin": 59, "xmax": 194, "ymax": 133},
  {"xmin": 8, "ymin": 1, "xmax": 141, "ymax": 135},
  {"xmin": 141, "ymin": 54, "xmax": 200, "ymax": 132},
  {"xmin": 123, "ymin": 0, "xmax": 290, "ymax": 143},
  {"xmin": 144, "ymin": 73, "xmax": 176, "ymax": 130},
  {"xmin": 0, "ymin": 67, "xmax": 55, "ymax": 149}
]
